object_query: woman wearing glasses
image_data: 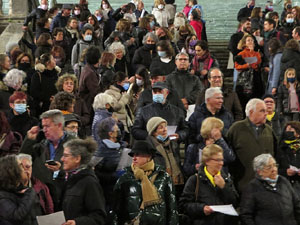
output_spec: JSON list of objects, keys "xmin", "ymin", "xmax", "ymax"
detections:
[
  {"xmin": 240, "ymin": 154, "xmax": 300, "ymax": 225},
  {"xmin": 180, "ymin": 144, "xmax": 238, "ymax": 225}
]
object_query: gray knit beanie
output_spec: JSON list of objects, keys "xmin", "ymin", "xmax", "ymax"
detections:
[{"xmin": 146, "ymin": 117, "xmax": 167, "ymax": 135}]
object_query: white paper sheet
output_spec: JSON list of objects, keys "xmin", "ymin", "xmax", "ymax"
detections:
[
  {"xmin": 290, "ymin": 165, "xmax": 300, "ymax": 172},
  {"xmin": 244, "ymin": 57, "xmax": 257, "ymax": 64},
  {"xmin": 186, "ymin": 104, "xmax": 195, "ymax": 121},
  {"xmin": 37, "ymin": 211, "xmax": 65, "ymax": 225},
  {"xmin": 167, "ymin": 126, "xmax": 177, "ymax": 136},
  {"xmin": 209, "ymin": 204, "xmax": 239, "ymax": 216},
  {"xmin": 116, "ymin": 148, "xmax": 132, "ymax": 171}
]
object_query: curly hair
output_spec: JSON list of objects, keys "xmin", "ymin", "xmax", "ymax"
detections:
[
  {"xmin": 55, "ymin": 73, "xmax": 78, "ymax": 92},
  {"xmin": 50, "ymin": 91, "xmax": 76, "ymax": 111},
  {"xmin": 0, "ymin": 155, "xmax": 22, "ymax": 190}
]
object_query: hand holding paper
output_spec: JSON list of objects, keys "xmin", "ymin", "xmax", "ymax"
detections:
[{"xmin": 209, "ymin": 204, "xmax": 238, "ymax": 216}]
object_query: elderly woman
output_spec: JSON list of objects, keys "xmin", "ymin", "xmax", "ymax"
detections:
[
  {"xmin": 146, "ymin": 117, "xmax": 184, "ymax": 199},
  {"xmin": 150, "ymin": 40, "xmax": 176, "ymax": 76},
  {"xmin": 0, "ymin": 155, "xmax": 42, "ymax": 224},
  {"xmin": 180, "ymin": 144, "xmax": 238, "ymax": 225},
  {"xmin": 94, "ymin": 117, "xmax": 125, "ymax": 215},
  {"xmin": 184, "ymin": 117, "xmax": 235, "ymax": 178},
  {"xmin": 60, "ymin": 138, "xmax": 106, "ymax": 225},
  {"xmin": 17, "ymin": 153, "xmax": 54, "ymax": 215},
  {"xmin": 92, "ymin": 92, "xmax": 116, "ymax": 143},
  {"xmin": 0, "ymin": 69, "xmax": 26, "ymax": 112},
  {"xmin": 108, "ymin": 42, "xmax": 130, "ymax": 76},
  {"xmin": 112, "ymin": 140, "xmax": 178, "ymax": 225},
  {"xmin": 240, "ymin": 154, "xmax": 300, "ymax": 225},
  {"xmin": 56, "ymin": 73, "xmax": 90, "ymax": 127},
  {"xmin": 132, "ymin": 32, "xmax": 158, "ymax": 71}
]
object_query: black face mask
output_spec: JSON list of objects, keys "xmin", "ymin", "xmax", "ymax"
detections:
[
  {"xmin": 144, "ymin": 43, "xmax": 156, "ymax": 50},
  {"xmin": 18, "ymin": 62, "xmax": 31, "ymax": 71},
  {"xmin": 108, "ymin": 107, "xmax": 114, "ymax": 113},
  {"xmin": 283, "ymin": 131, "xmax": 295, "ymax": 141},
  {"xmin": 116, "ymin": 129, "xmax": 122, "ymax": 142},
  {"xmin": 159, "ymin": 35, "xmax": 167, "ymax": 40}
]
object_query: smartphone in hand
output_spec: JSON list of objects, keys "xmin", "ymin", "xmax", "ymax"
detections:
[{"xmin": 46, "ymin": 160, "xmax": 58, "ymax": 166}]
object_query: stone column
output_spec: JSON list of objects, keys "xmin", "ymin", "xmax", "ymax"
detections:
[{"xmin": 9, "ymin": 0, "xmax": 28, "ymax": 17}]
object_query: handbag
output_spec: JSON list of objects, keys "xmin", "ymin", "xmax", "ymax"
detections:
[{"xmin": 236, "ymin": 68, "xmax": 254, "ymax": 94}]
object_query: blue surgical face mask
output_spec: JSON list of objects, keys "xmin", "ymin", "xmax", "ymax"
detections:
[
  {"xmin": 264, "ymin": 175, "xmax": 279, "ymax": 184},
  {"xmin": 97, "ymin": 16, "xmax": 102, "ymax": 21},
  {"xmin": 153, "ymin": 93, "xmax": 164, "ymax": 103},
  {"xmin": 14, "ymin": 104, "xmax": 27, "ymax": 114},
  {"xmin": 150, "ymin": 21, "xmax": 155, "ymax": 28},
  {"xmin": 157, "ymin": 135, "xmax": 168, "ymax": 142},
  {"xmin": 158, "ymin": 51, "xmax": 167, "ymax": 58},
  {"xmin": 122, "ymin": 82, "xmax": 130, "ymax": 90},
  {"xmin": 286, "ymin": 18, "xmax": 294, "ymax": 23},
  {"xmin": 287, "ymin": 77, "xmax": 296, "ymax": 83},
  {"xmin": 84, "ymin": 34, "xmax": 92, "ymax": 41}
]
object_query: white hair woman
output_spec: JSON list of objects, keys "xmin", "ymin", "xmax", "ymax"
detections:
[
  {"xmin": 240, "ymin": 153, "xmax": 300, "ymax": 225},
  {"xmin": 108, "ymin": 41, "xmax": 130, "ymax": 76}
]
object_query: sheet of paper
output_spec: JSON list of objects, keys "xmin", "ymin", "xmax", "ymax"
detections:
[
  {"xmin": 209, "ymin": 204, "xmax": 238, "ymax": 216},
  {"xmin": 116, "ymin": 148, "xmax": 132, "ymax": 171},
  {"xmin": 167, "ymin": 126, "xmax": 177, "ymax": 136},
  {"xmin": 37, "ymin": 211, "xmax": 65, "ymax": 225},
  {"xmin": 186, "ymin": 104, "xmax": 195, "ymax": 121},
  {"xmin": 290, "ymin": 165, "xmax": 300, "ymax": 172},
  {"xmin": 244, "ymin": 57, "xmax": 257, "ymax": 64}
]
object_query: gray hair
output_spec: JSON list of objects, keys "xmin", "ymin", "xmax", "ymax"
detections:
[
  {"xmin": 93, "ymin": 93, "xmax": 115, "ymax": 110},
  {"xmin": 253, "ymin": 154, "xmax": 274, "ymax": 172},
  {"xmin": 175, "ymin": 52, "xmax": 189, "ymax": 60},
  {"xmin": 245, "ymin": 98, "xmax": 265, "ymax": 117},
  {"xmin": 40, "ymin": 109, "xmax": 65, "ymax": 126},
  {"xmin": 3, "ymin": 69, "xmax": 26, "ymax": 89},
  {"xmin": 98, "ymin": 117, "xmax": 117, "ymax": 139},
  {"xmin": 205, "ymin": 87, "xmax": 222, "ymax": 104},
  {"xmin": 142, "ymin": 32, "xmax": 158, "ymax": 45},
  {"xmin": 16, "ymin": 153, "xmax": 32, "ymax": 165},
  {"xmin": 63, "ymin": 137, "xmax": 97, "ymax": 166},
  {"xmin": 207, "ymin": 67, "xmax": 223, "ymax": 79},
  {"xmin": 108, "ymin": 41, "xmax": 126, "ymax": 55}
]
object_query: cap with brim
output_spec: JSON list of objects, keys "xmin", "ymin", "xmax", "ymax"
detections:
[
  {"xmin": 152, "ymin": 81, "xmax": 168, "ymax": 90},
  {"xmin": 128, "ymin": 140, "xmax": 156, "ymax": 157},
  {"xmin": 63, "ymin": 113, "xmax": 81, "ymax": 126},
  {"xmin": 150, "ymin": 68, "xmax": 164, "ymax": 77}
]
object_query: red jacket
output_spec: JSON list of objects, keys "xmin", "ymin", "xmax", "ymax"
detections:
[{"xmin": 190, "ymin": 20, "xmax": 203, "ymax": 40}]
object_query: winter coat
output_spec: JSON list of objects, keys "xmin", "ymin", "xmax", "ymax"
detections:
[
  {"xmin": 166, "ymin": 69, "xmax": 203, "ymax": 104},
  {"xmin": 183, "ymin": 138, "xmax": 236, "ymax": 178},
  {"xmin": 196, "ymin": 88, "xmax": 243, "ymax": 121},
  {"xmin": 277, "ymin": 83, "xmax": 300, "ymax": 114},
  {"xmin": 150, "ymin": 56, "xmax": 176, "ymax": 76},
  {"xmin": 112, "ymin": 165, "xmax": 178, "ymax": 225},
  {"xmin": 6, "ymin": 110, "xmax": 39, "ymax": 139},
  {"xmin": 132, "ymin": 45, "xmax": 157, "ymax": 71},
  {"xmin": 78, "ymin": 63, "xmax": 101, "ymax": 113},
  {"xmin": 190, "ymin": 20, "xmax": 203, "ymax": 40},
  {"xmin": 23, "ymin": 7, "xmax": 48, "ymax": 31},
  {"xmin": 179, "ymin": 166, "xmax": 239, "ymax": 225},
  {"xmin": 132, "ymin": 102, "xmax": 188, "ymax": 141},
  {"xmin": 92, "ymin": 109, "xmax": 113, "ymax": 143},
  {"xmin": 237, "ymin": 6, "xmax": 253, "ymax": 22},
  {"xmin": 0, "ymin": 188, "xmax": 42, "ymax": 225},
  {"xmin": 50, "ymin": 13, "xmax": 70, "ymax": 32},
  {"xmin": 30, "ymin": 64, "xmax": 60, "ymax": 116},
  {"xmin": 266, "ymin": 51, "xmax": 282, "ymax": 93},
  {"xmin": 62, "ymin": 168, "xmax": 106, "ymax": 225},
  {"xmin": 34, "ymin": 45, "xmax": 52, "ymax": 59},
  {"xmin": 240, "ymin": 176, "xmax": 300, "ymax": 225},
  {"xmin": 152, "ymin": 8, "xmax": 170, "ymax": 28},
  {"xmin": 188, "ymin": 103, "xmax": 234, "ymax": 143},
  {"xmin": 0, "ymin": 131, "xmax": 22, "ymax": 157},
  {"xmin": 74, "ymin": 95, "xmax": 91, "ymax": 126},
  {"xmin": 227, "ymin": 118, "xmax": 276, "ymax": 192},
  {"xmin": 280, "ymin": 48, "xmax": 300, "ymax": 82},
  {"xmin": 71, "ymin": 39, "xmax": 97, "ymax": 67}
]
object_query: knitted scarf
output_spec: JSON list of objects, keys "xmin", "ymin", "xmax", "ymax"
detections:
[
  {"xmin": 284, "ymin": 139, "xmax": 300, "ymax": 153},
  {"xmin": 192, "ymin": 51, "xmax": 212, "ymax": 74},
  {"xmin": 131, "ymin": 160, "xmax": 162, "ymax": 209}
]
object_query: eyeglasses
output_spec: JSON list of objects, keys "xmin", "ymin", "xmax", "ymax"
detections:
[
  {"xmin": 62, "ymin": 153, "xmax": 73, "ymax": 158},
  {"xmin": 264, "ymin": 163, "xmax": 278, "ymax": 171},
  {"xmin": 177, "ymin": 58, "xmax": 188, "ymax": 61}
]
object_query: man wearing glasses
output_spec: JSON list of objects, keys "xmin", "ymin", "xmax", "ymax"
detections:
[{"xmin": 166, "ymin": 52, "xmax": 203, "ymax": 110}]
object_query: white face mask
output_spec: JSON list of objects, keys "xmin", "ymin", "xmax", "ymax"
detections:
[
  {"xmin": 74, "ymin": 10, "xmax": 80, "ymax": 15},
  {"xmin": 158, "ymin": 4, "xmax": 164, "ymax": 9},
  {"xmin": 103, "ymin": 4, "xmax": 108, "ymax": 9},
  {"xmin": 136, "ymin": 78, "xmax": 144, "ymax": 86},
  {"xmin": 40, "ymin": 4, "xmax": 48, "ymax": 10}
]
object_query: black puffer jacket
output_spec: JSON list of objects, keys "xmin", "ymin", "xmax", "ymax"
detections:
[
  {"xmin": 166, "ymin": 69, "xmax": 203, "ymax": 104},
  {"xmin": 0, "ymin": 188, "xmax": 41, "ymax": 225},
  {"xmin": 62, "ymin": 168, "xmax": 106, "ymax": 225},
  {"xmin": 179, "ymin": 166, "xmax": 239, "ymax": 225},
  {"xmin": 132, "ymin": 45, "xmax": 157, "ymax": 71},
  {"xmin": 277, "ymin": 83, "xmax": 300, "ymax": 114},
  {"xmin": 280, "ymin": 48, "xmax": 300, "ymax": 82},
  {"xmin": 132, "ymin": 102, "xmax": 188, "ymax": 141},
  {"xmin": 112, "ymin": 165, "xmax": 178, "ymax": 225},
  {"xmin": 240, "ymin": 176, "xmax": 300, "ymax": 225}
]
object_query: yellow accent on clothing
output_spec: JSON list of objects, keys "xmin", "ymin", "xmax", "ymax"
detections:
[
  {"xmin": 204, "ymin": 166, "xmax": 220, "ymax": 187},
  {"xmin": 266, "ymin": 112, "xmax": 275, "ymax": 121}
]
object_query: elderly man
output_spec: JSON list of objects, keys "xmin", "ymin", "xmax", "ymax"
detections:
[
  {"xmin": 20, "ymin": 109, "xmax": 75, "ymax": 208},
  {"xmin": 227, "ymin": 98, "xmax": 276, "ymax": 192},
  {"xmin": 166, "ymin": 52, "xmax": 203, "ymax": 109},
  {"xmin": 189, "ymin": 87, "xmax": 234, "ymax": 143},
  {"xmin": 132, "ymin": 81, "xmax": 188, "ymax": 142},
  {"xmin": 196, "ymin": 68, "xmax": 243, "ymax": 121}
]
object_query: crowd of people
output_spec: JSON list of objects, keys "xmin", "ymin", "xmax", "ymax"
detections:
[{"xmin": 1, "ymin": 0, "xmax": 300, "ymax": 224}]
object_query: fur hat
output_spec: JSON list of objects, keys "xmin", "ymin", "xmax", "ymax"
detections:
[{"xmin": 146, "ymin": 117, "xmax": 167, "ymax": 135}]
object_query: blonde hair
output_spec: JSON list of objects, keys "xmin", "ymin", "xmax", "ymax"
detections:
[
  {"xmin": 154, "ymin": 0, "xmax": 165, "ymax": 8},
  {"xmin": 201, "ymin": 144, "xmax": 223, "ymax": 165},
  {"xmin": 237, "ymin": 34, "xmax": 253, "ymax": 50},
  {"xmin": 283, "ymin": 68, "xmax": 297, "ymax": 89},
  {"xmin": 200, "ymin": 117, "xmax": 224, "ymax": 139}
]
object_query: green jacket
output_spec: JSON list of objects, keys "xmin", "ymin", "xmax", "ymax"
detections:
[{"xmin": 112, "ymin": 165, "xmax": 179, "ymax": 225}]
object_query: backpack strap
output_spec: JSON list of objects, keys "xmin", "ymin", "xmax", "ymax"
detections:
[{"xmin": 195, "ymin": 173, "xmax": 199, "ymax": 201}]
